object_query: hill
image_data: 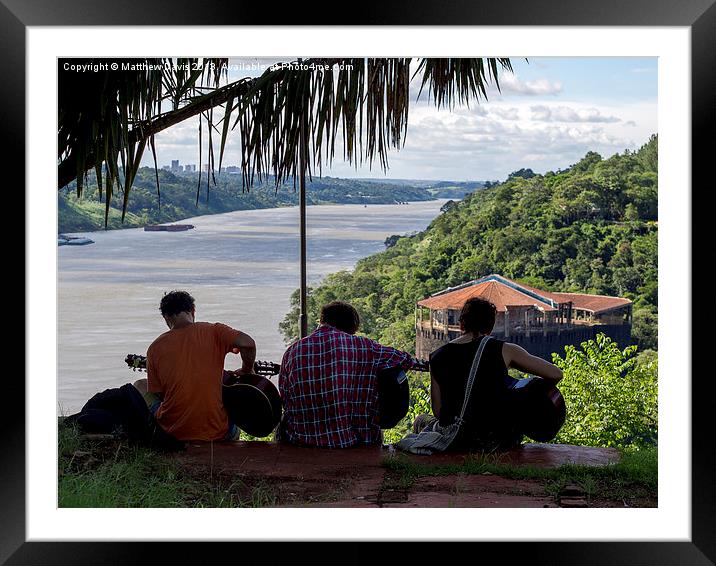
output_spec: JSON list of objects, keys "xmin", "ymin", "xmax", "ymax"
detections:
[
  {"xmin": 279, "ymin": 135, "xmax": 659, "ymax": 353},
  {"xmin": 58, "ymin": 169, "xmax": 436, "ymax": 233}
]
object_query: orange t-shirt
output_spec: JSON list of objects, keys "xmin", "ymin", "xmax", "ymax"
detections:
[{"xmin": 146, "ymin": 322, "xmax": 241, "ymax": 441}]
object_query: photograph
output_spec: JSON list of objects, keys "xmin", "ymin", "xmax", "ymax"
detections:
[
  {"xmin": 55, "ymin": 54, "xmax": 660, "ymax": 511},
  {"xmin": 11, "ymin": 9, "xmax": 709, "ymax": 562}
]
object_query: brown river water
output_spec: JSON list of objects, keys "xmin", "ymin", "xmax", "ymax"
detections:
[{"xmin": 57, "ymin": 199, "xmax": 448, "ymax": 414}]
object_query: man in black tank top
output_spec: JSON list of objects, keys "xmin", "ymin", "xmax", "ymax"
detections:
[{"xmin": 417, "ymin": 297, "xmax": 563, "ymax": 451}]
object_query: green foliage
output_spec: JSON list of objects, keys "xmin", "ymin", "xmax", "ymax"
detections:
[
  {"xmin": 632, "ymin": 307, "xmax": 658, "ymax": 351},
  {"xmin": 276, "ymin": 141, "xmax": 659, "ymax": 450},
  {"xmin": 508, "ymin": 168, "xmax": 537, "ymax": 179},
  {"xmin": 552, "ymin": 334, "xmax": 658, "ymax": 449},
  {"xmin": 637, "ymin": 134, "xmax": 658, "ymax": 173},
  {"xmin": 281, "ymin": 138, "xmax": 659, "ymax": 352},
  {"xmin": 382, "ymin": 371, "xmax": 433, "ymax": 444}
]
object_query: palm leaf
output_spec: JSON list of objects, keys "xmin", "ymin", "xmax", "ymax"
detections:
[{"xmin": 58, "ymin": 57, "xmax": 515, "ymax": 225}]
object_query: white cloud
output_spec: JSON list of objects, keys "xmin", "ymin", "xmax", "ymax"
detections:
[
  {"xmin": 531, "ymin": 105, "xmax": 621, "ymax": 123},
  {"xmin": 491, "ymin": 107, "xmax": 521, "ymax": 120},
  {"xmin": 140, "ymin": 67, "xmax": 656, "ymax": 182},
  {"xmin": 498, "ymin": 72, "xmax": 563, "ymax": 96}
]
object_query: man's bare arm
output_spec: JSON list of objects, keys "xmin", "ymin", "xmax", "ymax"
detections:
[
  {"xmin": 231, "ymin": 331, "xmax": 257, "ymax": 373},
  {"xmin": 502, "ymin": 342, "xmax": 563, "ymax": 383}
]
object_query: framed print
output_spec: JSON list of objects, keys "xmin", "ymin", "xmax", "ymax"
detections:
[{"xmin": 10, "ymin": 0, "xmax": 713, "ymax": 563}]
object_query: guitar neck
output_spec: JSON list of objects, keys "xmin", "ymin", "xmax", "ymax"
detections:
[
  {"xmin": 125, "ymin": 353, "xmax": 425, "ymax": 376},
  {"xmin": 125, "ymin": 354, "xmax": 280, "ymax": 376}
]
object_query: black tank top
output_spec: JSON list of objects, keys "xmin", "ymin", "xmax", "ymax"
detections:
[{"xmin": 429, "ymin": 336, "xmax": 518, "ymax": 444}]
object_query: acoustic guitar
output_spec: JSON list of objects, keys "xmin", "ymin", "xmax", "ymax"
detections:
[
  {"xmin": 506, "ymin": 376, "xmax": 567, "ymax": 442},
  {"xmin": 377, "ymin": 359, "xmax": 428, "ymax": 429},
  {"xmin": 125, "ymin": 354, "xmax": 282, "ymax": 438}
]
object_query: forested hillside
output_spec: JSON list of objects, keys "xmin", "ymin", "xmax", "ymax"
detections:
[
  {"xmin": 58, "ymin": 168, "xmax": 435, "ymax": 233},
  {"xmin": 280, "ymin": 135, "xmax": 659, "ymax": 353}
]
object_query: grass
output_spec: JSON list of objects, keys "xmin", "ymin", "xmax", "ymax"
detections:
[
  {"xmin": 59, "ymin": 422, "xmax": 657, "ymax": 508},
  {"xmin": 58, "ymin": 424, "xmax": 278, "ymax": 508},
  {"xmin": 380, "ymin": 446, "xmax": 658, "ymax": 505}
]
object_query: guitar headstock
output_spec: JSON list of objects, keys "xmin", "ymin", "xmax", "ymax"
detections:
[
  {"xmin": 254, "ymin": 360, "xmax": 281, "ymax": 376},
  {"xmin": 125, "ymin": 354, "xmax": 147, "ymax": 371}
]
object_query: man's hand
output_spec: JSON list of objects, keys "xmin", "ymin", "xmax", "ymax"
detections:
[
  {"xmin": 234, "ymin": 365, "xmax": 255, "ymax": 376},
  {"xmin": 225, "ymin": 365, "xmax": 255, "ymax": 378},
  {"xmin": 231, "ymin": 331, "xmax": 257, "ymax": 375}
]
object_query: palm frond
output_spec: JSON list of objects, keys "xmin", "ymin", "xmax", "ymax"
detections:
[{"xmin": 58, "ymin": 57, "xmax": 515, "ymax": 225}]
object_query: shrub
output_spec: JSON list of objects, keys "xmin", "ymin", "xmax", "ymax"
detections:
[{"xmin": 552, "ymin": 333, "xmax": 657, "ymax": 449}]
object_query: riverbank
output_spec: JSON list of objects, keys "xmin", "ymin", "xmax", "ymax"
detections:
[{"xmin": 58, "ymin": 168, "xmax": 442, "ymax": 233}]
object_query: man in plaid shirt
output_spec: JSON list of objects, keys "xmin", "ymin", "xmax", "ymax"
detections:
[{"xmin": 279, "ymin": 301, "xmax": 419, "ymax": 448}]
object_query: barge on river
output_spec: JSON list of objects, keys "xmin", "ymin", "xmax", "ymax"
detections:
[{"xmin": 143, "ymin": 224, "xmax": 195, "ymax": 232}]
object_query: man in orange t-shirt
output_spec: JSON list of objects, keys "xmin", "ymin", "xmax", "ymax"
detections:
[{"xmin": 133, "ymin": 290, "xmax": 257, "ymax": 441}]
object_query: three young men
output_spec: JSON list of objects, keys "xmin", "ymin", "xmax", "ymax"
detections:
[{"xmin": 137, "ymin": 291, "xmax": 561, "ymax": 450}]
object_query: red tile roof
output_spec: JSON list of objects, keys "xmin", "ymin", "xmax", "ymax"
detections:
[
  {"xmin": 417, "ymin": 279, "xmax": 557, "ymax": 312},
  {"xmin": 417, "ymin": 275, "xmax": 631, "ymax": 315},
  {"xmin": 549, "ymin": 292, "xmax": 632, "ymax": 314},
  {"xmin": 515, "ymin": 281, "xmax": 631, "ymax": 313}
]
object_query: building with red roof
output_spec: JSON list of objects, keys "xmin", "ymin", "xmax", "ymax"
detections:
[{"xmin": 415, "ymin": 274, "xmax": 632, "ymax": 359}]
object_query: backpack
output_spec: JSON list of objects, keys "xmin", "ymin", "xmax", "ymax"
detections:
[{"xmin": 62, "ymin": 383, "xmax": 185, "ymax": 452}]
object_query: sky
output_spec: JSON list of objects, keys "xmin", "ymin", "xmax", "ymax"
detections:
[{"xmin": 141, "ymin": 57, "xmax": 657, "ymax": 183}]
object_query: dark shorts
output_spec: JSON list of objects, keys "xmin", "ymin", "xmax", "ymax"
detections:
[{"xmin": 142, "ymin": 392, "xmax": 240, "ymax": 441}]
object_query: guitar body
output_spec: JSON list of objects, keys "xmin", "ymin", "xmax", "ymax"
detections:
[
  {"xmin": 222, "ymin": 371, "xmax": 282, "ymax": 438},
  {"xmin": 507, "ymin": 377, "xmax": 566, "ymax": 442},
  {"xmin": 376, "ymin": 366, "xmax": 410, "ymax": 430}
]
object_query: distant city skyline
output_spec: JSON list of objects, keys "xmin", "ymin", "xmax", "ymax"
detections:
[{"xmin": 141, "ymin": 57, "xmax": 657, "ymax": 183}]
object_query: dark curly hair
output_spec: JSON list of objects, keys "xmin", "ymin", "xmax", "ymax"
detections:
[
  {"xmin": 459, "ymin": 297, "xmax": 497, "ymax": 335},
  {"xmin": 159, "ymin": 290, "xmax": 195, "ymax": 317},
  {"xmin": 320, "ymin": 301, "xmax": 360, "ymax": 335}
]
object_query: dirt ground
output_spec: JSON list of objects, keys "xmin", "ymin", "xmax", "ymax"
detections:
[{"xmin": 171, "ymin": 441, "xmax": 647, "ymax": 508}]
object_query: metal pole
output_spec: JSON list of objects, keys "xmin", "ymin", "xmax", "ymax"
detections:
[{"xmin": 299, "ymin": 111, "xmax": 308, "ymax": 339}]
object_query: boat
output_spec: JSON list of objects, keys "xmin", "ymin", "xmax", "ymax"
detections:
[
  {"xmin": 58, "ymin": 235, "xmax": 94, "ymax": 246},
  {"xmin": 144, "ymin": 224, "xmax": 195, "ymax": 232}
]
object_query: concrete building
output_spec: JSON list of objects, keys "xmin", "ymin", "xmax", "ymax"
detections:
[{"xmin": 415, "ymin": 274, "xmax": 632, "ymax": 360}]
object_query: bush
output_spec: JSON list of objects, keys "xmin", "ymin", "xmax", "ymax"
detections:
[{"xmin": 552, "ymin": 333, "xmax": 657, "ymax": 449}]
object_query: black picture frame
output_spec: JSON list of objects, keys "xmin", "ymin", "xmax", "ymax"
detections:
[{"xmin": 9, "ymin": 0, "xmax": 712, "ymax": 563}]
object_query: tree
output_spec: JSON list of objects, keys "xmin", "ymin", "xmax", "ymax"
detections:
[
  {"xmin": 552, "ymin": 334, "xmax": 658, "ymax": 449},
  {"xmin": 440, "ymin": 199, "xmax": 457, "ymax": 213},
  {"xmin": 632, "ymin": 307, "xmax": 658, "ymax": 351},
  {"xmin": 636, "ymin": 134, "xmax": 658, "ymax": 173},
  {"xmin": 571, "ymin": 151, "xmax": 603, "ymax": 173},
  {"xmin": 508, "ymin": 168, "xmax": 536, "ymax": 180}
]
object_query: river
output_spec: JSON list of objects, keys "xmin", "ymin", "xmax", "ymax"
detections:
[{"xmin": 57, "ymin": 199, "xmax": 448, "ymax": 414}]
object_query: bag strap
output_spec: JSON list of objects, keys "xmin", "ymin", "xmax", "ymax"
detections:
[{"xmin": 455, "ymin": 335, "xmax": 491, "ymax": 425}]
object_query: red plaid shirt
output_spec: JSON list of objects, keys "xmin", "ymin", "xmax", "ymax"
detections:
[{"xmin": 278, "ymin": 324, "xmax": 416, "ymax": 448}]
